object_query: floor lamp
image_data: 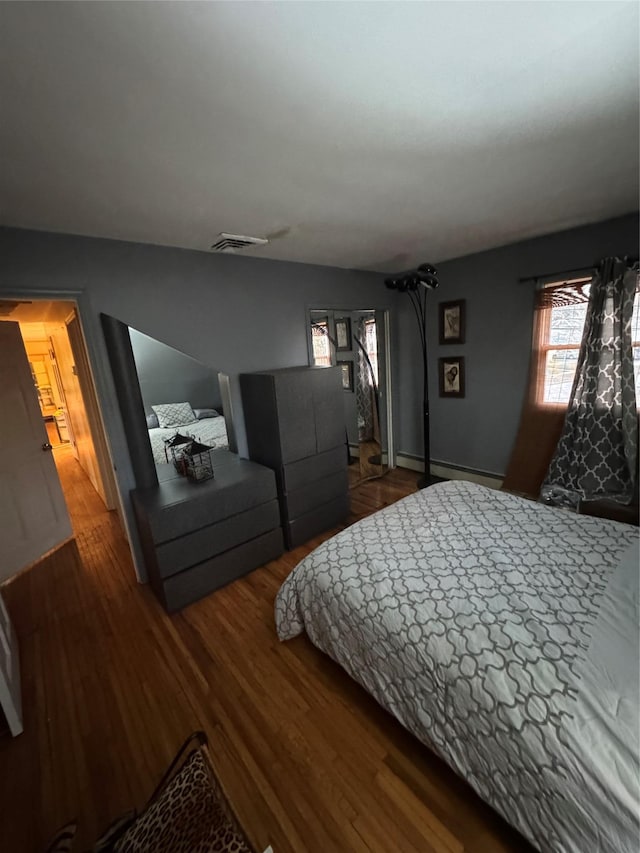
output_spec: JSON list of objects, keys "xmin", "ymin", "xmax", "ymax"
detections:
[{"xmin": 385, "ymin": 263, "xmax": 440, "ymax": 489}]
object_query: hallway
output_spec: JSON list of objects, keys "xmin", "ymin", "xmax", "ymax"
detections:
[{"xmin": 50, "ymin": 444, "xmax": 117, "ymax": 536}]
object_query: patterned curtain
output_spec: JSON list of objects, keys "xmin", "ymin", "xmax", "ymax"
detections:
[
  {"xmin": 355, "ymin": 315, "xmax": 376, "ymax": 442},
  {"xmin": 541, "ymin": 259, "xmax": 638, "ymax": 507}
]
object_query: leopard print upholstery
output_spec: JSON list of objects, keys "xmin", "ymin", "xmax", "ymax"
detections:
[
  {"xmin": 115, "ymin": 750, "xmax": 254, "ymax": 853},
  {"xmin": 44, "ymin": 821, "xmax": 77, "ymax": 853}
]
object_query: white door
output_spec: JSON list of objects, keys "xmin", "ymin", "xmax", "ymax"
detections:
[{"xmin": 0, "ymin": 322, "xmax": 72, "ymax": 583}]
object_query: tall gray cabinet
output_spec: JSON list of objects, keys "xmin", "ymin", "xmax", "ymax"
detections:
[{"xmin": 240, "ymin": 366, "xmax": 349, "ymax": 548}]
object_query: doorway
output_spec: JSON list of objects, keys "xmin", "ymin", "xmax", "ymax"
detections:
[
  {"xmin": 308, "ymin": 308, "xmax": 392, "ymax": 483},
  {"xmin": 0, "ymin": 299, "xmax": 119, "ymax": 570}
]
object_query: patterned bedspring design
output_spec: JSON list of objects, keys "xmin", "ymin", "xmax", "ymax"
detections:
[{"xmin": 275, "ymin": 480, "xmax": 639, "ymax": 852}]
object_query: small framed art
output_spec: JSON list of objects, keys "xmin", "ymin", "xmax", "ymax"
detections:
[
  {"xmin": 439, "ymin": 299, "xmax": 465, "ymax": 345},
  {"xmin": 337, "ymin": 360, "xmax": 354, "ymax": 391},
  {"xmin": 335, "ymin": 317, "xmax": 352, "ymax": 351},
  {"xmin": 439, "ymin": 356, "xmax": 465, "ymax": 398}
]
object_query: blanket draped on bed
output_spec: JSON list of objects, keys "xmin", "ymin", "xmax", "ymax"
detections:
[{"xmin": 275, "ymin": 481, "xmax": 639, "ymax": 853}]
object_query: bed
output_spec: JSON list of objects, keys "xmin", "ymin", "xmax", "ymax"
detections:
[
  {"xmin": 147, "ymin": 406, "xmax": 229, "ymax": 465},
  {"xmin": 275, "ymin": 480, "xmax": 639, "ymax": 853}
]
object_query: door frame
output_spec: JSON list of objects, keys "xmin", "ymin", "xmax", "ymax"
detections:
[
  {"xmin": 306, "ymin": 305, "xmax": 395, "ymax": 468},
  {"xmin": 381, "ymin": 308, "xmax": 394, "ymax": 468},
  {"xmin": 0, "ymin": 287, "xmax": 137, "ymax": 561},
  {"xmin": 63, "ymin": 308, "xmax": 119, "ymax": 510}
]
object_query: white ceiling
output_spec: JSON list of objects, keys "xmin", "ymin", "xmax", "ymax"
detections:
[{"xmin": 0, "ymin": 2, "xmax": 637, "ymax": 272}]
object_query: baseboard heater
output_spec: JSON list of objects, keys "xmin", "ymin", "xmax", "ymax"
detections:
[{"xmin": 395, "ymin": 453, "xmax": 504, "ymax": 489}]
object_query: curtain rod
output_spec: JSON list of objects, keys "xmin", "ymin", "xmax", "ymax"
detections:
[
  {"xmin": 519, "ymin": 255, "xmax": 638, "ymax": 285},
  {"xmin": 518, "ymin": 266, "xmax": 593, "ymax": 286}
]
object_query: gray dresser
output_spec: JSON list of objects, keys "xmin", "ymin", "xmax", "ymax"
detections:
[
  {"xmin": 131, "ymin": 449, "xmax": 284, "ymax": 612},
  {"xmin": 240, "ymin": 366, "xmax": 349, "ymax": 548}
]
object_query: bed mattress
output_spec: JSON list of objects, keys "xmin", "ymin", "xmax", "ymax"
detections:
[{"xmin": 275, "ymin": 480, "xmax": 639, "ymax": 852}]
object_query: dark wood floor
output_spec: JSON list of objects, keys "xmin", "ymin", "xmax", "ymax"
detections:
[{"xmin": 0, "ymin": 448, "xmax": 534, "ymax": 852}]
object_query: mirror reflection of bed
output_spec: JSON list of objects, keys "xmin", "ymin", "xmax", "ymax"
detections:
[{"xmin": 128, "ymin": 328, "xmax": 230, "ymax": 476}]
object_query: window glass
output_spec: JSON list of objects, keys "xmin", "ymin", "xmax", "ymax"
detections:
[
  {"xmin": 311, "ymin": 320, "xmax": 332, "ymax": 366},
  {"xmin": 540, "ymin": 283, "xmax": 639, "ymax": 404},
  {"xmin": 548, "ymin": 300, "xmax": 588, "ymax": 346}
]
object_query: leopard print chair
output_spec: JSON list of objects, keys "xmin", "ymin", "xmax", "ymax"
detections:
[{"xmin": 46, "ymin": 732, "xmax": 260, "ymax": 853}]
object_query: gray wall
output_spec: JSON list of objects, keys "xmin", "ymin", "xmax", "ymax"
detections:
[
  {"xmin": 0, "ymin": 225, "xmax": 393, "ymax": 455},
  {"xmin": 1, "ymin": 214, "xmax": 637, "ymax": 575},
  {"xmin": 0, "ymin": 225, "xmax": 393, "ymax": 576},
  {"xmin": 394, "ymin": 212, "xmax": 639, "ymax": 475},
  {"xmin": 129, "ymin": 327, "xmax": 222, "ymax": 415}
]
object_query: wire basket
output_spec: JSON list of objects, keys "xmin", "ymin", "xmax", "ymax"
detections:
[{"xmin": 184, "ymin": 440, "xmax": 215, "ymax": 483}]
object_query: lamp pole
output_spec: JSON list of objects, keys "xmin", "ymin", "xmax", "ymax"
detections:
[
  {"xmin": 385, "ymin": 264, "xmax": 439, "ymax": 489},
  {"xmin": 420, "ymin": 306, "xmax": 431, "ymax": 490}
]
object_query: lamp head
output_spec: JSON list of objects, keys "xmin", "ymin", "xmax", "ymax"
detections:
[
  {"xmin": 418, "ymin": 273, "xmax": 439, "ymax": 290},
  {"xmin": 417, "ymin": 263, "xmax": 439, "ymax": 289},
  {"xmin": 385, "ymin": 276, "xmax": 410, "ymax": 292},
  {"xmin": 385, "ymin": 263, "xmax": 439, "ymax": 292}
]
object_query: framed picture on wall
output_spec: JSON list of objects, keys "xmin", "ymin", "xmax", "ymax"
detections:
[
  {"xmin": 439, "ymin": 300, "xmax": 466, "ymax": 345},
  {"xmin": 438, "ymin": 356, "xmax": 465, "ymax": 398},
  {"xmin": 335, "ymin": 317, "xmax": 352, "ymax": 351},
  {"xmin": 337, "ymin": 360, "xmax": 354, "ymax": 392}
]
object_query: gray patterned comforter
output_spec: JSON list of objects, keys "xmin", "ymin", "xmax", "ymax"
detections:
[{"xmin": 275, "ymin": 480, "xmax": 639, "ymax": 852}]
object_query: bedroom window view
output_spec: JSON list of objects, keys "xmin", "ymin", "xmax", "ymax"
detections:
[{"xmin": 541, "ymin": 281, "xmax": 640, "ymax": 404}]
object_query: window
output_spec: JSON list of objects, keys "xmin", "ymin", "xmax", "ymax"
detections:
[
  {"xmin": 537, "ymin": 277, "xmax": 640, "ymax": 405},
  {"xmin": 311, "ymin": 319, "xmax": 332, "ymax": 367}
]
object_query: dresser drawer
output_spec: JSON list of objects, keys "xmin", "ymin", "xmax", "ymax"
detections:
[
  {"xmin": 156, "ymin": 500, "xmax": 281, "ymax": 578},
  {"xmin": 282, "ymin": 469, "xmax": 348, "ymax": 522},
  {"xmin": 161, "ymin": 528, "xmax": 285, "ymax": 613},
  {"xmin": 278, "ymin": 446, "xmax": 347, "ymax": 493},
  {"xmin": 132, "ymin": 451, "xmax": 278, "ymax": 544},
  {"xmin": 284, "ymin": 493, "xmax": 349, "ymax": 549}
]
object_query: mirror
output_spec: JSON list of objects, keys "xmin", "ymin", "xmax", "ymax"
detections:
[
  {"xmin": 128, "ymin": 327, "xmax": 232, "ymax": 478},
  {"xmin": 309, "ymin": 309, "xmax": 389, "ymax": 482}
]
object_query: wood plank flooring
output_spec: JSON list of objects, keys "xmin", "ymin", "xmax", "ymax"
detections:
[{"xmin": 0, "ymin": 449, "xmax": 534, "ymax": 852}]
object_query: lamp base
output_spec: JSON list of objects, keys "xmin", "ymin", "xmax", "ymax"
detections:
[{"xmin": 417, "ymin": 474, "xmax": 445, "ymax": 490}]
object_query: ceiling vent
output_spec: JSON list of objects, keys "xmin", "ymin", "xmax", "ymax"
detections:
[{"xmin": 210, "ymin": 233, "xmax": 269, "ymax": 253}]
